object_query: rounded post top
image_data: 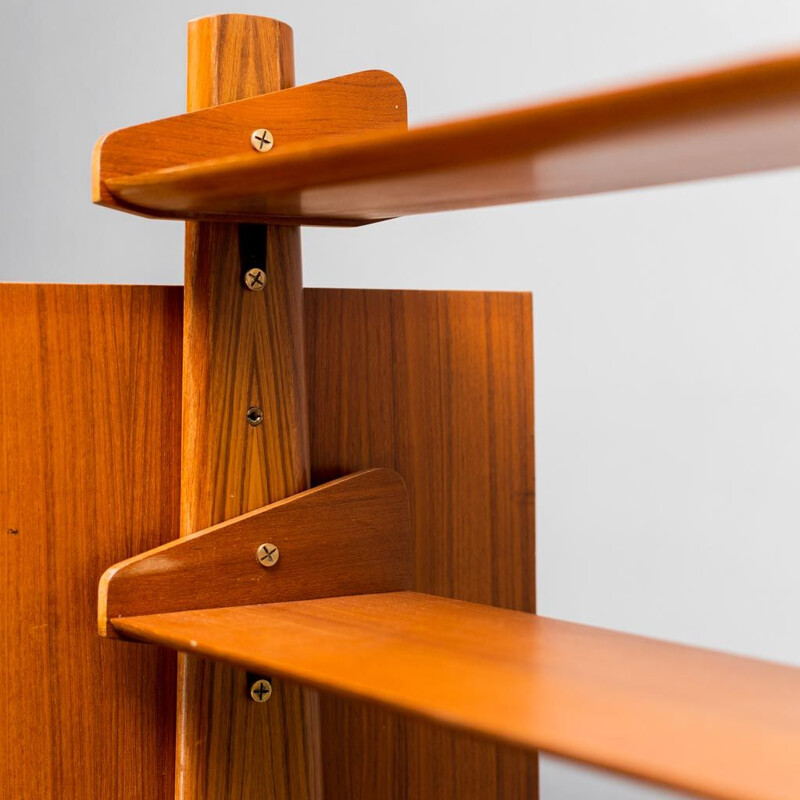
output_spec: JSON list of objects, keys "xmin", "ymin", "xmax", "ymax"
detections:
[
  {"xmin": 188, "ymin": 13, "xmax": 293, "ymax": 31},
  {"xmin": 187, "ymin": 13, "xmax": 295, "ymax": 109}
]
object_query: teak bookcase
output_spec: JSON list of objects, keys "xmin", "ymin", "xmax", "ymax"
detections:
[{"xmin": 3, "ymin": 12, "xmax": 800, "ymax": 800}]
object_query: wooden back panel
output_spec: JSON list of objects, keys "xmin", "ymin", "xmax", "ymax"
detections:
[
  {"xmin": 0, "ymin": 284, "xmax": 182, "ymax": 798},
  {"xmin": 1, "ymin": 285, "xmax": 534, "ymax": 799},
  {"xmin": 305, "ymin": 289, "xmax": 537, "ymax": 798}
]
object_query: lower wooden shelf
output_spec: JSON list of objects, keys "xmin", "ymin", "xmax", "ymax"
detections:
[{"xmin": 112, "ymin": 591, "xmax": 800, "ymax": 800}]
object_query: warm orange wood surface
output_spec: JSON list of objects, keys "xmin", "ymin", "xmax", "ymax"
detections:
[
  {"xmin": 115, "ymin": 591, "xmax": 800, "ymax": 800},
  {"xmin": 178, "ymin": 14, "xmax": 320, "ymax": 800},
  {"xmin": 93, "ymin": 70, "xmax": 407, "ymax": 219},
  {"xmin": 100, "ymin": 469, "xmax": 411, "ymax": 634},
  {"xmin": 0, "ymin": 284, "xmax": 182, "ymax": 798},
  {"xmin": 306, "ymin": 290, "xmax": 537, "ymax": 797},
  {"xmin": 106, "ymin": 50, "xmax": 800, "ymax": 224}
]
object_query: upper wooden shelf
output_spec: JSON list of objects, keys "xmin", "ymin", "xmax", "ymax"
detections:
[
  {"xmin": 99, "ymin": 50, "xmax": 800, "ymax": 226},
  {"xmin": 112, "ymin": 590, "xmax": 800, "ymax": 800}
]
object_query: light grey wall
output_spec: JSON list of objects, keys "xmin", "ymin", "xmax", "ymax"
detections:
[{"xmin": 4, "ymin": 1, "xmax": 800, "ymax": 797}]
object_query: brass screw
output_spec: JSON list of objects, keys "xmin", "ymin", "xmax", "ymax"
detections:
[
  {"xmin": 256, "ymin": 542, "xmax": 279, "ymax": 567},
  {"xmin": 250, "ymin": 677, "xmax": 272, "ymax": 703},
  {"xmin": 250, "ymin": 128, "xmax": 274, "ymax": 152},
  {"xmin": 244, "ymin": 267, "xmax": 266, "ymax": 291},
  {"xmin": 246, "ymin": 406, "xmax": 264, "ymax": 427}
]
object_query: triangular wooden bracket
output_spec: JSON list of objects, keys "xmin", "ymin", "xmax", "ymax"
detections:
[
  {"xmin": 92, "ymin": 70, "xmax": 407, "ymax": 225},
  {"xmin": 98, "ymin": 468, "xmax": 412, "ymax": 638}
]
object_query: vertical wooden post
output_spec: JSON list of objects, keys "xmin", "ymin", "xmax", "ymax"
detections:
[{"xmin": 179, "ymin": 14, "xmax": 320, "ymax": 800}]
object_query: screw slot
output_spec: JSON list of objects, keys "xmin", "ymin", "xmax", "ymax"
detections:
[
  {"xmin": 256, "ymin": 542, "xmax": 279, "ymax": 567},
  {"xmin": 250, "ymin": 128, "xmax": 274, "ymax": 152},
  {"xmin": 246, "ymin": 407, "xmax": 264, "ymax": 427},
  {"xmin": 249, "ymin": 677, "xmax": 272, "ymax": 703},
  {"xmin": 244, "ymin": 267, "xmax": 266, "ymax": 291}
]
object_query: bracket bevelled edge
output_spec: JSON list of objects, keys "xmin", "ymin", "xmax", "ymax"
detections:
[
  {"xmin": 98, "ymin": 468, "xmax": 412, "ymax": 638},
  {"xmin": 92, "ymin": 70, "xmax": 407, "ymax": 221}
]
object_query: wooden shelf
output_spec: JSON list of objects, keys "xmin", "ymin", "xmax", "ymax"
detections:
[
  {"xmin": 112, "ymin": 591, "xmax": 800, "ymax": 800},
  {"xmin": 103, "ymin": 50, "xmax": 800, "ymax": 225}
]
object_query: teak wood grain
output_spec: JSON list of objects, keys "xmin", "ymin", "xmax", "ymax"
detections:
[
  {"xmin": 305, "ymin": 290, "xmax": 537, "ymax": 798},
  {"xmin": 0, "ymin": 284, "xmax": 182, "ymax": 799},
  {"xmin": 99, "ymin": 469, "xmax": 411, "ymax": 634},
  {"xmin": 92, "ymin": 69, "xmax": 407, "ymax": 220},
  {"xmin": 178, "ymin": 14, "xmax": 320, "ymax": 800},
  {"xmin": 113, "ymin": 591, "xmax": 800, "ymax": 800},
  {"xmin": 104, "ymin": 49, "xmax": 800, "ymax": 224}
]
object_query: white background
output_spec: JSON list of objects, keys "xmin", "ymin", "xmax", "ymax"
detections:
[{"xmin": 4, "ymin": 1, "xmax": 800, "ymax": 797}]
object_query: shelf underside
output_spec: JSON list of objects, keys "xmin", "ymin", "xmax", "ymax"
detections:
[
  {"xmin": 105, "ymin": 51, "xmax": 800, "ymax": 224},
  {"xmin": 113, "ymin": 591, "xmax": 800, "ymax": 800}
]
